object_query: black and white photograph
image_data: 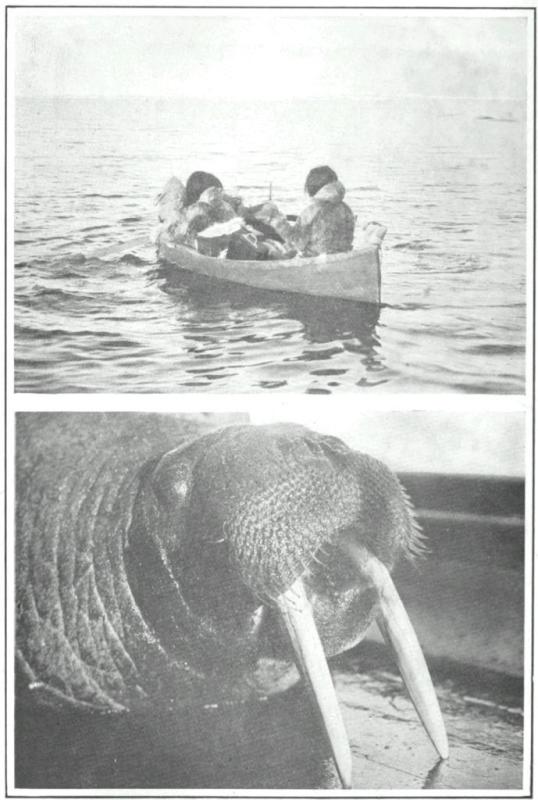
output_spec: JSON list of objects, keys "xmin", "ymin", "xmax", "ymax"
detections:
[
  {"xmin": 4, "ymin": 4, "xmax": 534, "ymax": 798},
  {"xmin": 11, "ymin": 8, "xmax": 529, "ymax": 394},
  {"xmin": 13, "ymin": 410, "xmax": 526, "ymax": 791}
]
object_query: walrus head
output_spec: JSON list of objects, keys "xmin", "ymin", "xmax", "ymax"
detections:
[{"xmin": 125, "ymin": 423, "xmax": 448, "ymax": 788}]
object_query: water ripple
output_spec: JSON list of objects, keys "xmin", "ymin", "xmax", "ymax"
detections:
[{"xmin": 14, "ymin": 95, "xmax": 526, "ymax": 394}]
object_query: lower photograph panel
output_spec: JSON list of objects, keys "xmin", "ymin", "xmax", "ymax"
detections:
[{"xmin": 14, "ymin": 411, "xmax": 525, "ymax": 791}]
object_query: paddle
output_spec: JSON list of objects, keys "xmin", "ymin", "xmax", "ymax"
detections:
[
  {"xmin": 197, "ymin": 217, "xmax": 244, "ymax": 239},
  {"xmin": 89, "ymin": 234, "xmax": 152, "ymax": 259}
]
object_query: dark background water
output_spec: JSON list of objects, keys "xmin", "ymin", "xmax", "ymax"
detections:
[{"xmin": 15, "ymin": 96, "xmax": 526, "ymax": 393}]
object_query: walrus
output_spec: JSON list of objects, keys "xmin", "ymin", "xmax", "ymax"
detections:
[{"xmin": 16, "ymin": 413, "xmax": 448, "ymax": 788}]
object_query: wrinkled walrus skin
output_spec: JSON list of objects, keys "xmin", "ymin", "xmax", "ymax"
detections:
[{"xmin": 16, "ymin": 413, "xmax": 422, "ymax": 718}]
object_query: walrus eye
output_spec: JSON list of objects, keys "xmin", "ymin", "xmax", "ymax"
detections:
[{"xmin": 275, "ymin": 578, "xmax": 352, "ymax": 790}]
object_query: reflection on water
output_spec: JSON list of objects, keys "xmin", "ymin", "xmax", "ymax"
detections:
[
  {"xmin": 159, "ymin": 264, "xmax": 384, "ymax": 391},
  {"xmin": 160, "ymin": 264, "xmax": 381, "ymax": 342}
]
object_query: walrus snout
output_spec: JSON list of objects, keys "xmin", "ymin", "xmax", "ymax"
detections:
[
  {"xmin": 134, "ymin": 423, "xmax": 422, "ymax": 652},
  {"xmin": 126, "ymin": 423, "xmax": 447, "ymax": 787},
  {"xmin": 17, "ymin": 416, "xmax": 448, "ymax": 790}
]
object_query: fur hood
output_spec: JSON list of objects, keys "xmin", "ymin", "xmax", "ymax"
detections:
[{"xmin": 312, "ymin": 180, "xmax": 346, "ymax": 204}]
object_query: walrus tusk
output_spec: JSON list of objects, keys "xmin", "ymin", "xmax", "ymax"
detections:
[
  {"xmin": 276, "ymin": 579, "xmax": 353, "ymax": 789},
  {"xmin": 346, "ymin": 544, "xmax": 449, "ymax": 760}
]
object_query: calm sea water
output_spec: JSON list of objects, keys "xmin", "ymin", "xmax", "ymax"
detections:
[{"xmin": 14, "ymin": 96, "xmax": 526, "ymax": 393}]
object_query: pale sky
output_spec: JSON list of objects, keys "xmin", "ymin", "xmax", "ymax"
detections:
[
  {"xmin": 14, "ymin": 11, "xmax": 528, "ymax": 100},
  {"xmin": 250, "ymin": 407, "xmax": 525, "ymax": 477}
]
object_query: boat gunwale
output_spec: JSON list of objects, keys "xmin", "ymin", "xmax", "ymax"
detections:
[{"xmin": 158, "ymin": 237, "xmax": 380, "ymax": 272}]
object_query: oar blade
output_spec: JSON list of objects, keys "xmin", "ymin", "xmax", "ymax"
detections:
[{"xmin": 92, "ymin": 234, "xmax": 150, "ymax": 259}]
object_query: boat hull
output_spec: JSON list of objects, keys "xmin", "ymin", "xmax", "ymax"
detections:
[{"xmin": 157, "ymin": 239, "xmax": 382, "ymax": 304}]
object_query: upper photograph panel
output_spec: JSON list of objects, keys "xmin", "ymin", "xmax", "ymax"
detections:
[{"xmin": 11, "ymin": 9, "xmax": 529, "ymax": 394}]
